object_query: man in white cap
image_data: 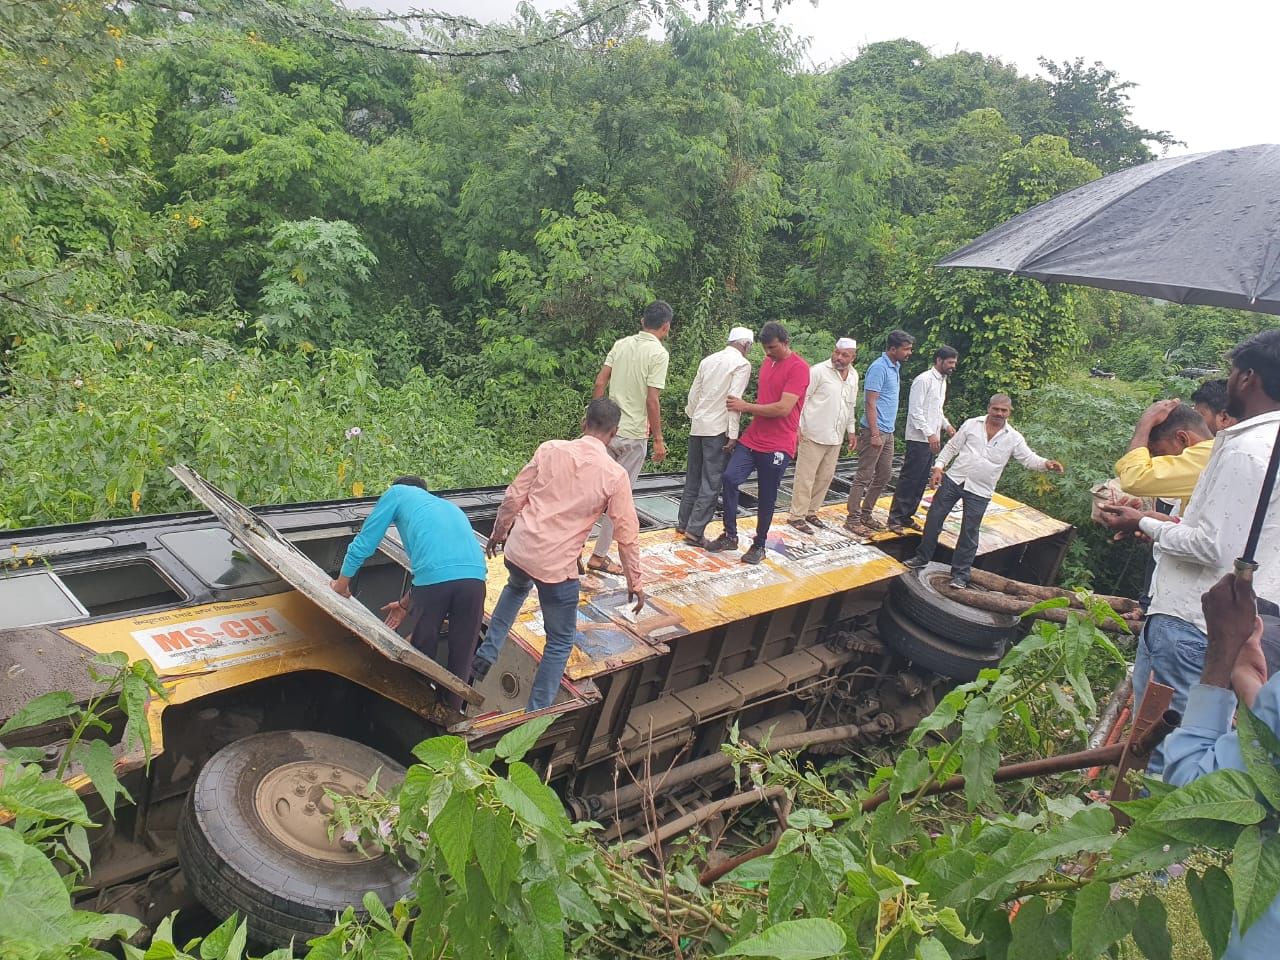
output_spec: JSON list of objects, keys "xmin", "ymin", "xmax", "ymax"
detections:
[
  {"xmin": 788, "ymin": 338, "xmax": 859, "ymax": 533},
  {"xmin": 678, "ymin": 326, "xmax": 754, "ymax": 546}
]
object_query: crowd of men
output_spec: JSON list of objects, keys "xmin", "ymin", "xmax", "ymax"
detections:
[{"xmin": 328, "ymin": 305, "xmax": 1280, "ymax": 957}]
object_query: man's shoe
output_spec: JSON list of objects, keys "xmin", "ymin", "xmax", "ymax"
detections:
[
  {"xmin": 787, "ymin": 517, "xmax": 814, "ymax": 534},
  {"xmin": 704, "ymin": 533, "xmax": 738, "ymax": 552},
  {"xmin": 805, "ymin": 515, "xmax": 826, "ymax": 528},
  {"xmin": 948, "ymin": 577, "xmax": 970, "ymax": 590},
  {"xmin": 887, "ymin": 521, "xmax": 906, "ymax": 534},
  {"xmin": 843, "ymin": 516, "xmax": 869, "ymax": 535},
  {"xmin": 903, "ymin": 517, "xmax": 924, "ymax": 532},
  {"xmin": 684, "ymin": 532, "xmax": 706, "ymax": 547},
  {"xmin": 741, "ymin": 544, "xmax": 766, "ymax": 565},
  {"xmin": 471, "ymin": 656, "xmax": 493, "ymax": 682},
  {"xmin": 861, "ymin": 515, "xmax": 887, "ymax": 531},
  {"xmin": 903, "ymin": 556, "xmax": 928, "ymax": 570}
]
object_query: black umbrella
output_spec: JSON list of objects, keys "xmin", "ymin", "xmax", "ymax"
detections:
[{"xmin": 936, "ymin": 143, "xmax": 1280, "ymax": 576}]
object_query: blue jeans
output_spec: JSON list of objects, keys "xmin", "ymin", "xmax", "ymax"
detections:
[
  {"xmin": 913, "ymin": 474, "xmax": 988, "ymax": 583},
  {"xmin": 721, "ymin": 445, "xmax": 791, "ymax": 547},
  {"xmin": 1132, "ymin": 613, "xmax": 1208, "ymax": 777},
  {"xmin": 474, "ymin": 560, "xmax": 581, "ymax": 712}
]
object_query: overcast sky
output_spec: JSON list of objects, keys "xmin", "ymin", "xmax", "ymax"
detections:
[{"xmin": 370, "ymin": 0, "xmax": 1278, "ymax": 155}]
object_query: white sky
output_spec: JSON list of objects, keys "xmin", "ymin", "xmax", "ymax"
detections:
[{"xmin": 372, "ymin": 0, "xmax": 1279, "ymax": 155}]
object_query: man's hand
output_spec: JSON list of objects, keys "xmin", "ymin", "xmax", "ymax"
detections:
[
  {"xmin": 723, "ymin": 437, "xmax": 738, "ymax": 454},
  {"xmin": 1232, "ymin": 621, "xmax": 1268, "ymax": 708},
  {"xmin": 726, "ymin": 395, "xmax": 750, "ymax": 413},
  {"xmin": 1098, "ymin": 503, "xmax": 1144, "ymax": 532},
  {"xmin": 652, "ymin": 438, "xmax": 667, "ymax": 463},
  {"xmin": 928, "ymin": 466, "xmax": 943, "ymax": 489},
  {"xmin": 1045, "ymin": 460, "xmax": 1065, "ymax": 473},
  {"xmin": 628, "ymin": 585, "xmax": 646, "ymax": 615},
  {"xmin": 330, "ymin": 575, "xmax": 353, "ymax": 598},
  {"xmin": 869, "ymin": 431, "xmax": 885, "ymax": 449},
  {"xmin": 1200, "ymin": 571, "xmax": 1259, "ymax": 688},
  {"xmin": 1141, "ymin": 398, "xmax": 1181, "ymax": 426},
  {"xmin": 381, "ymin": 596, "xmax": 409, "ymax": 631},
  {"xmin": 945, "ymin": 423, "xmax": 957, "ymax": 437},
  {"xmin": 928, "ymin": 433, "xmax": 941, "ymax": 455},
  {"xmin": 846, "ymin": 434, "xmax": 858, "ymax": 454},
  {"xmin": 486, "ymin": 535, "xmax": 505, "ymax": 560}
]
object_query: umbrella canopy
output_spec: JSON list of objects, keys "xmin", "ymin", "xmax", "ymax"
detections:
[{"xmin": 937, "ymin": 143, "xmax": 1280, "ymax": 315}]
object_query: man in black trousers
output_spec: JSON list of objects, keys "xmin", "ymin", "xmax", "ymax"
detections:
[{"xmin": 888, "ymin": 346, "xmax": 957, "ymax": 533}]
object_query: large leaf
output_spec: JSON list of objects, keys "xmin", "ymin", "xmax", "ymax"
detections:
[
  {"xmin": 1008, "ymin": 897, "xmax": 1071, "ymax": 959},
  {"xmin": 0, "ymin": 827, "xmax": 138, "ymax": 946},
  {"xmin": 1231, "ymin": 825, "xmax": 1280, "ymax": 934},
  {"xmin": 960, "ymin": 739, "xmax": 999, "ymax": 811},
  {"xmin": 506, "ymin": 761, "xmax": 569, "ymax": 827},
  {"xmin": 0, "ymin": 764, "xmax": 92, "ymax": 826},
  {"xmin": 0, "ymin": 692, "xmax": 74, "ymax": 737},
  {"xmin": 1147, "ymin": 769, "xmax": 1266, "ymax": 826},
  {"xmin": 1185, "ymin": 866, "xmax": 1234, "ymax": 960},
  {"xmin": 495, "ymin": 714, "xmax": 557, "ymax": 763},
  {"xmin": 767, "ymin": 853, "xmax": 827, "ymax": 924},
  {"xmin": 1131, "ymin": 894, "xmax": 1172, "ymax": 960},
  {"xmin": 428, "ymin": 790, "xmax": 474, "ymax": 889},
  {"xmin": 1069, "ymin": 881, "xmax": 1136, "ymax": 960},
  {"xmin": 1236, "ymin": 705, "xmax": 1280, "ymax": 810},
  {"xmin": 472, "ymin": 806, "xmax": 520, "ymax": 902},
  {"xmin": 516, "ymin": 880, "xmax": 565, "ymax": 960},
  {"xmin": 76, "ymin": 737, "xmax": 131, "ymax": 816},
  {"xmin": 1027, "ymin": 805, "xmax": 1117, "ymax": 862},
  {"xmin": 720, "ymin": 918, "xmax": 847, "ymax": 959}
]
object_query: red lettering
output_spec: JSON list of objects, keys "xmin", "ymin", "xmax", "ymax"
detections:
[
  {"xmin": 247, "ymin": 615, "xmax": 277, "ymax": 635},
  {"xmin": 185, "ymin": 626, "xmax": 216, "ymax": 645},
  {"xmin": 221, "ymin": 619, "xmax": 250, "ymax": 640},
  {"xmin": 150, "ymin": 630, "xmax": 192, "ymax": 653}
]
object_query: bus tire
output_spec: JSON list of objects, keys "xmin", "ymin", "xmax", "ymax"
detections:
[{"xmin": 877, "ymin": 604, "xmax": 1007, "ymax": 682}]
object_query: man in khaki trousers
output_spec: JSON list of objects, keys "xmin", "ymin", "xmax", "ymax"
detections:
[{"xmin": 788, "ymin": 338, "xmax": 859, "ymax": 533}]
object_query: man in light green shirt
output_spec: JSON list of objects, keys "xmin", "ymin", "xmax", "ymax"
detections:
[{"xmin": 589, "ymin": 300, "xmax": 672, "ymax": 574}]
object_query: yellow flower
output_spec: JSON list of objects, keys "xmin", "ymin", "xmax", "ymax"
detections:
[
  {"xmin": 114, "ymin": 57, "xmax": 124, "ymax": 71},
  {"xmin": 106, "ymin": 25, "xmax": 124, "ymax": 39},
  {"xmin": 186, "ymin": 215, "xmax": 204, "ymax": 229},
  {"xmin": 351, "ymin": 481, "xmax": 365, "ymax": 498},
  {"xmin": 97, "ymin": 135, "xmax": 110, "ymax": 152},
  {"xmin": 337, "ymin": 461, "xmax": 347, "ymax": 483},
  {"xmin": 131, "ymin": 490, "xmax": 141, "ymax": 512}
]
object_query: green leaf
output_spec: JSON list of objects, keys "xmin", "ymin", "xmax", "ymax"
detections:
[
  {"xmin": 76, "ymin": 737, "xmax": 131, "ymax": 816},
  {"xmin": 0, "ymin": 691, "xmax": 74, "ymax": 736},
  {"xmin": 0, "ymin": 764, "xmax": 92, "ymax": 825},
  {"xmin": 1232, "ymin": 826, "xmax": 1280, "ymax": 934},
  {"xmin": 1008, "ymin": 897, "xmax": 1070, "ymax": 960},
  {"xmin": 1132, "ymin": 893, "xmax": 1172, "ymax": 960},
  {"xmin": 506, "ymin": 761, "xmax": 568, "ymax": 827},
  {"xmin": 1147, "ymin": 769, "xmax": 1266, "ymax": 826},
  {"xmin": 363, "ymin": 891, "xmax": 393, "ymax": 931},
  {"xmin": 1236, "ymin": 705, "xmax": 1280, "ymax": 810},
  {"xmin": 428, "ymin": 790, "xmax": 474, "ymax": 889},
  {"xmin": 720, "ymin": 918, "xmax": 847, "ymax": 959},
  {"xmin": 1070, "ymin": 881, "xmax": 1136, "ymax": 960},
  {"xmin": 199, "ymin": 912, "xmax": 245, "ymax": 960},
  {"xmin": 960, "ymin": 738, "xmax": 999, "ymax": 810},
  {"xmin": 361, "ymin": 929, "xmax": 410, "ymax": 960},
  {"xmin": 1028, "ymin": 805, "xmax": 1117, "ymax": 862},
  {"xmin": 495, "ymin": 714, "xmax": 557, "ymax": 763},
  {"xmin": 410, "ymin": 735, "xmax": 467, "ymax": 771},
  {"xmin": 768, "ymin": 853, "xmax": 818, "ymax": 924},
  {"xmin": 1186, "ymin": 865, "xmax": 1233, "ymax": 960},
  {"xmin": 517, "ymin": 880, "xmax": 565, "ymax": 960},
  {"xmin": 472, "ymin": 806, "xmax": 519, "ymax": 901},
  {"xmin": 915, "ymin": 937, "xmax": 951, "ymax": 960}
]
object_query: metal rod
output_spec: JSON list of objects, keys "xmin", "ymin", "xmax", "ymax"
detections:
[{"xmin": 1239, "ymin": 419, "xmax": 1280, "ymax": 567}]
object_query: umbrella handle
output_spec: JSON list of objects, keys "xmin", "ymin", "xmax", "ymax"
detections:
[{"xmin": 1234, "ymin": 557, "xmax": 1258, "ymax": 583}]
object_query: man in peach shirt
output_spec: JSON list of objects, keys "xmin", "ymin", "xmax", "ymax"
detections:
[{"xmin": 473, "ymin": 398, "xmax": 646, "ymax": 712}]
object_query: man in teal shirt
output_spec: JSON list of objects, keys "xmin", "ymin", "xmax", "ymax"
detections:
[
  {"xmin": 846, "ymin": 330, "xmax": 915, "ymax": 534},
  {"xmin": 331, "ymin": 476, "xmax": 486, "ymax": 710}
]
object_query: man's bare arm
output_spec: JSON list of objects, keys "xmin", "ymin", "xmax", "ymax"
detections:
[{"xmin": 593, "ymin": 364, "xmax": 612, "ymax": 400}]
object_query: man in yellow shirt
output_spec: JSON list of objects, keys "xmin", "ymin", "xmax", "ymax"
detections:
[{"xmin": 1114, "ymin": 400, "xmax": 1215, "ymax": 510}]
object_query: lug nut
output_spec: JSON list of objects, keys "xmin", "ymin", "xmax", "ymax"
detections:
[
  {"xmin": 304, "ymin": 802, "xmax": 316, "ymax": 815},
  {"xmin": 294, "ymin": 784, "xmax": 307, "ymax": 796}
]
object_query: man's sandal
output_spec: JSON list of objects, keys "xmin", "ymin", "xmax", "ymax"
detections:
[{"xmin": 586, "ymin": 555, "xmax": 625, "ymax": 576}]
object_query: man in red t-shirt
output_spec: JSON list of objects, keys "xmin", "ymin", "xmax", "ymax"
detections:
[{"xmin": 704, "ymin": 321, "xmax": 810, "ymax": 564}]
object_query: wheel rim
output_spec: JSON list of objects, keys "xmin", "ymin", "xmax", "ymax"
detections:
[{"xmin": 254, "ymin": 760, "xmax": 385, "ymax": 864}]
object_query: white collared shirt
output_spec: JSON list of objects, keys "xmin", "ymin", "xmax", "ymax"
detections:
[
  {"xmin": 936, "ymin": 415, "xmax": 1049, "ymax": 499},
  {"xmin": 1140, "ymin": 410, "xmax": 1280, "ymax": 633},
  {"xmin": 685, "ymin": 346, "xmax": 752, "ymax": 438},
  {"xmin": 904, "ymin": 367, "xmax": 954, "ymax": 443},
  {"xmin": 798, "ymin": 359, "xmax": 859, "ymax": 446}
]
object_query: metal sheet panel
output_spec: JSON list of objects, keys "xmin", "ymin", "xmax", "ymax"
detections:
[{"xmin": 168, "ymin": 466, "xmax": 480, "ymax": 706}]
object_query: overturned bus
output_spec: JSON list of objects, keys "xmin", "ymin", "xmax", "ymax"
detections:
[{"xmin": 0, "ymin": 463, "xmax": 1071, "ymax": 944}]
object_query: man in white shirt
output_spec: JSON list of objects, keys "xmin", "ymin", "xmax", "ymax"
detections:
[
  {"xmin": 1100, "ymin": 328, "xmax": 1280, "ymax": 775},
  {"xmin": 788, "ymin": 338, "xmax": 859, "ymax": 533},
  {"xmin": 678, "ymin": 327, "xmax": 754, "ymax": 546},
  {"xmin": 888, "ymin": 346, "xmax": 958, "ymax": 534},
  {"xmin": 905, "ymin": 394, "xmax": 1063, "ymax": 588}
]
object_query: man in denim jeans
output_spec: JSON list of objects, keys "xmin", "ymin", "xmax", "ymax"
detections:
[
  {"xmin": 1102, "ymin": 329, "xmax": 1280, "ymax": 775},
  {"xmin": 473, "ymin": 399, "xmax": 646, "ymax": 713}
]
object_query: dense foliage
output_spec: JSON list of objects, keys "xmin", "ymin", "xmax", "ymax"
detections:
[{"xmin": 5, "ymin": 1, "xmax": 1267, "ymax": 573}]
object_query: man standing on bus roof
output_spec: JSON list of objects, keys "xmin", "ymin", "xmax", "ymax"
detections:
[
  {"xmin": 888, "ymin": 345, "xmax": 958, "ymax": 534},
  {"xmin": 330, "ymin": 476, "xmax": 487, "ymax": 712},
  {"xmin": 846, "ymin": 330, "xmax": 916, "ymax": 535},
  {"xmin": 588, "ymin": 301, "xmax": 672, "ymax": 577},
  {"xmin": 705, "ymin": 321, "xmax": 809, "ymax": 565},
  {"xmin": 678, "ymin": 326, "xmax": 754, "ymax": 547},
  {"xmin": 905, "ymin": 394, "xmax": 1063, "ymax": 589},
  {"xmin": 788, "ymin": 337, "xmax": 859, "ymax": 534},
  {"xmin": 475, "ymin": 398, "xmax": 645, "ymax": 714}
]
